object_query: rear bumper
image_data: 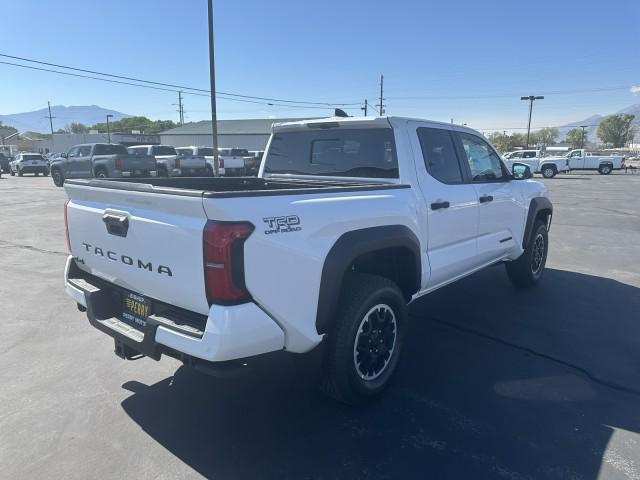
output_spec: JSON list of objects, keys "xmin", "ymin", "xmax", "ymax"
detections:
[
  {"xmin": 64, "ymin": 257, "xmax": 284, "ymax": 363},
  {"xmin": 19, "ymin": 165, "xmax": 48, "ymax": 173}
]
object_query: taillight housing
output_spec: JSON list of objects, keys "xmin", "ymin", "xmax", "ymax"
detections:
[
  {"xmin": 115, "ymin": 158, "xmax": 122, "ymax": 170},
  {"xmin": 64, "ymin": 200, "xmax": 71, "ymax": 253},
  {"xmin": 175, "ymin": 157, "xmax": 181, "ymax": 169},
  {"xmin": 203, "ymin": 221, "xmax": 254, "ymax": 305}
]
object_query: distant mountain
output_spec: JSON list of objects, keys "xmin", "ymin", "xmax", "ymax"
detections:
[
  {"xmin": 0, "ymin": 105, "xmax": 131, "ymax": 134},
  {"xmin": 558, "ymin": 104, "xmax": 640, "ymax": 143}
]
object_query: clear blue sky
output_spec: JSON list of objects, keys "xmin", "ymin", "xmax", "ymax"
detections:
[{"xmin": 2, "ymin": 0, "xmax": 639, "ymax": 132}]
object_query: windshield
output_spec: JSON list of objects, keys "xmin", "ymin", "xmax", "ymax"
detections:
[
  {"xmin": 94, "ymin": 144, "xmax": 128, "ymax": 155},
  {"xmin": 264, "ymin": 128, "xmax": 399, "ymax": 178}
]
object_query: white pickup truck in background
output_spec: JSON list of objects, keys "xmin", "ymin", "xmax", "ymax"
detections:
[
  {"xmin": 564, "ymin": 149, "xmax": 625, "ymax": 174},
  {"xmin": 503, "ymin": 150, "xmax": 570, "ymax": 178},
  {"xmin": 176, "ymin": 146, "xmax": 217, "ymax": 176},
  {"xmin": 218, "ymin": 148, "xmax": 250, "ymax": 176},
  {"xmin": 62, "ymin": 116, "xmax": 552, "ymax": 404}
]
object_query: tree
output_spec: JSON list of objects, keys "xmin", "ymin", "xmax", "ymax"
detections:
[
  {"xmin": 0, "ymin": 121, "xmax": 18, "ymax": 136},
  {"xmin": 90, "ymin": 116, "xmax": 178, "ymax": 134},
  {"xmin": 68, "ymin": 122, "xmax": 89, "ymax": 134},
  {"xmin": 487, "ymin": 131, "xmax": 528, "ymax": 152},
  {"xmin": 597, "ymin": 114, "xmax": 635, "ymax": 147},
  {"xmin": 536, "ymin": 127, "xmax": 559, "ymax": 146},
  {"xmin": 565, "ymin": 128, "xmax": 585, "ymax": 148}
]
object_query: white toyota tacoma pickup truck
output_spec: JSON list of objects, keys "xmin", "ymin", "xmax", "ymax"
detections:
[
  {"xmin": 62, "ymin": 116, "xmax": 552, "ymax": 404},
  {"xmin": 564, "ymin": 149, "xmax": 625, "ymax": 174}
]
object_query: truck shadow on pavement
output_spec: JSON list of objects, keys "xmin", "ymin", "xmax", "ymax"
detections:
[{"xmin": 121, "ymin": 268, "xmax": 640, "ymax": 479}]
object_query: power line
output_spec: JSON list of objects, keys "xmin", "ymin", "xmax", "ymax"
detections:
[
  {"xmin": 0, "ymin": 60, "xmax": 358, "ymax": 111},
  {"xmin": 387, "ymin": 85, "xmax": 635, "ymax": 100},
  {"xmin": 0, "ymin": 52, "xmax": 361, "ymax": 107}
]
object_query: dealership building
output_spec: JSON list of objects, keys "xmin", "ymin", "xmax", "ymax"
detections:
[{"xmin": 159, "ymin": 118, "xmax": 310, "ymax": 150}]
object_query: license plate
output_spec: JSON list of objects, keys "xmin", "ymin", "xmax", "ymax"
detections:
[{"xmin": 122, "ymin": 291, "xmax": 151, "ymax": 330}]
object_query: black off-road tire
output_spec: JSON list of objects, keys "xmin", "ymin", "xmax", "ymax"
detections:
[
  {"xmin": 506, "ymin": 220, "xmax": 548, "ymax": 288},
  {"xmin": 158, "ymin": 166, "xmax": 168, "ymax": 177},
  {"xmin": 322, "ymin": 273, "xmax": 407, "ymax": 405},
  {"xmin": 94, "ymin": 168, "xmax": 108, "ymax": 179},
  {"xmin": 43, "ymin": 170, "xmax": 49, "ymax": 177},
  {"xmin": 51, "ymin": 168, "xmax": 64, "ymax": 187},
  {"xmin": 18, "ymin": 169, "xmax": 23, "ymax": 177},
  {"xmin": 10, "ymin": 170, "xmax": 15, "ymax": 176}
]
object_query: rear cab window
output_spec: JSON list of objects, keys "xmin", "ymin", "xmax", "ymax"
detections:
[
  {"xmin": 94, "ymin": 144, "xmax": 127, "ymax": 155},
  {"xmin": 264, "ymin": 127, "xmax": 398, "ymax": 178}
]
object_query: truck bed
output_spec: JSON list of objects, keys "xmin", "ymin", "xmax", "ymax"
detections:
[{"xmin": 65, "ymin": 176, "xmax": 409, "ymax": 198}]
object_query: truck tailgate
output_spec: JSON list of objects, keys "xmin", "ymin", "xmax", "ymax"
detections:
[
  {"xmin": 64, "ymin": 182, "xmax": 209, "ymax": 315},
  {"xmin": 121, "ymin": 154, "xmax": 156, "ymax": 171}
]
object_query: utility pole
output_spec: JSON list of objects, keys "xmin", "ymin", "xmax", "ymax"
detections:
[
  {"xmin": 580, "ymin": 125, "xmax": 588, "ymax": 149},
  {"xmin": 207, "ymin": 0, "xmax": 220, "ymax": 175},
  {"xmin": 106, "ymin": 114, "xmax": 113, "ymax": 143},
  {"xmin": 361, "ymin": 99, "xmax": 368, "ymax": 117},
  {"xmin": 46, "ymin": 101, "xmax": 55, "ymax": 135},
  {"xmin": 46, "ymin": 101, "xmax": 56, "ymax": 151},
  {"xmin": 520, "ymin": 95, "xmax": 544, "ymax": 148},
  {"xmin": 378, "ymin": 75, "xmax": 385, "ymax": 116},
  {"xmin": 176, "ymin": 91, "xmax": 185, "ymax": 125}
]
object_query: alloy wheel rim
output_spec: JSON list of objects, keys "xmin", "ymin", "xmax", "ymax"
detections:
[
  {"xmin": 353, "ymin": 304, "xmax": 397, "ymax": 381},
  {"xmin": 531, "ymin": 233, "xmax": 545, "ymax": 275}
]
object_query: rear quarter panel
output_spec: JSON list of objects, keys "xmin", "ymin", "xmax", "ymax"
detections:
[{"xmin": 203, "ymin": 187, "xmax": 420, "ymax": 352}]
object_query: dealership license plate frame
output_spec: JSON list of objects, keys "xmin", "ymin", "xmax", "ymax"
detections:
[{"xmin": 121, "ymin": 291, "xmax": 151, "ymax": 331}]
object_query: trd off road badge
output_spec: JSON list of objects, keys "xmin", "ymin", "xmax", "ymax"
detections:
[{"xmin": 263, "ymin": 215, "xmax": 302, "ymax": 234}]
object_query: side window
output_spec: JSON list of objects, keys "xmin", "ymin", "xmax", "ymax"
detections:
[
  {"xmin": 417, "ymin": 127, "xmax": 463, "ymax": 184},
  {"xmin": 523, "ymin": 151, "xmax": 536, "ymax": 158},
  {"xmin": 78, "ymin": 146, "xmax": 92, "ymax": 156},
  {"xmin": 458, "ymin": 133, "xmax": 506, "ymax": 182},
  {"xmin": 67, "ymin": 147, "xmax": 80, "ymax": 158},
  {"xmin": 512, "ymin": 152, "xmax": 523, "ymax": 159},
  {"xmin": 570, "ymin": 150, "xmax": 582, "ymax": 158}
]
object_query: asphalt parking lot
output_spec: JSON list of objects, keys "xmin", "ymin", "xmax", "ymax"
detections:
[{"xmin": 1, "ymin": 171, "xmax": 640, "ymax": 479}]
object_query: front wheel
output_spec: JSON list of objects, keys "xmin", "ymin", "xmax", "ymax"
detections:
[
  {"xmin": 506, "ymin": 220, "xmax": 548, "ymax": 288},
  {"xmin": 10, "ymin": 170, "xmax": 15, "ymax": 176},
  {"xmin": 322, "ymin": 273, "xmax": 407, "ymax": 405},
  {"xmin": 51, "ymin": 168, "xmax": 64, "ymax": 187},
  {"xmin": 541, "ymin": 166, "xmax": 557, "ymax": 178},
  {"xmin": 17, "ymin": 169, "xmax": 23, "ymax": 177}
]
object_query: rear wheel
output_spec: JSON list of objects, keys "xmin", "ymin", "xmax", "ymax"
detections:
[
  {"xmin": 158, "ymin": 166, "xmax": 168, "ymax": 177},
  {"xmin": 10, "ymin": 170, "xmax": 15, "ymax": 176},
  {"xmin": 506, "ymin": 220, "xmax": 548, "ymax": 287},
  {"xmin": 43, "ymin": 170, "xmax": 49, "ymax": 177},
  {"xmin": 18, "ymin": 168, "xmax": 23, "ymax": 177},
  {"xmin": 322, "ymin": 273, "xmax": 406, "ymax": 405},
  {"xmin": 598, "ymin": 164, "xmax": 612, "ymax": 175},
  {"xmin": 94, "ymin": 168, "xmax": 107, "ymax": 179},
  {"xmin": 51, "ymin": 168, "xmax": 64, "ymax": 187},
  {"xmin": 541, "ymin": 165, "xmax": 557, "ymax": 178}
]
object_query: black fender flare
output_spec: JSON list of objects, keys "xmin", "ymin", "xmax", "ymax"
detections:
[
  {"xmin": 523, "ymin": 197, "xmax": 553, "ymax": 249},
  {"xmin": 315, "ymin": 225, "xmax": 421, "ymax": 334}
]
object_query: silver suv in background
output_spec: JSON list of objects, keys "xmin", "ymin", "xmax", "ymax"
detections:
[
  {"xmin": 10, "ymin": 153, "xmax": 49, "ymax": 177},
  {"xmin": 128, "ymin": 145, "xmax": 208, "ymax": 177}
]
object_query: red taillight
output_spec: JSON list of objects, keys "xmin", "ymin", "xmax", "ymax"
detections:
[
  {"xmin": 203, "ymin": 221, "xmax": 254, "ymax": 305},
  {"xmin": 115, "ymin": 158, "xmax": 122, "ymax": 170},
  {"xmin": 175, "ymin": 157, "xmax": 181, "ymax": 169},
  {"xmin": 64, "ymin": 200, "xmax": 71, "ymax": 253}
]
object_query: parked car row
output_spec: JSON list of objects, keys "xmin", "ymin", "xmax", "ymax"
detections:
[{"xmin": 503, "ymin": 148, "xmax": 625, "ymax": 178}]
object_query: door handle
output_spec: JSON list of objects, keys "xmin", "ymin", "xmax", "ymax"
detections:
[
  {"xmin": 430, "ymin": 201, "xmax": 450, "ymax": 210},
  {"xmin": 479, "ymin": 195, "xmax": 494, "ymax": 204}
]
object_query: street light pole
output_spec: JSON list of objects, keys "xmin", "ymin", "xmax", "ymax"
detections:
[
  {"xmin": 207, "ymin": 0, "xmax": 220, "ymax": 176},
  {"xmin": 520, "ymin": 95, "xmax": 544, "ymax": 148},
  {"xmin": 106, "ymin": 114, "xmax": 113, "ymax": 143}
]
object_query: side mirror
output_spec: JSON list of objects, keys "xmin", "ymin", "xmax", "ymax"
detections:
[{"xmin": 512, "ymin": 162, "xmax": 532, "ymax": 180}]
